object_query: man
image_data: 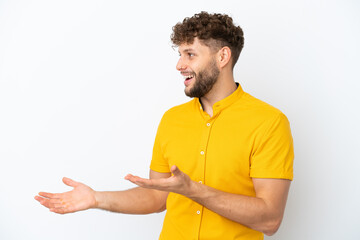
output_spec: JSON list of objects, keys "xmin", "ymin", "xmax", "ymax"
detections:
[{"xmin": 35, "ymin": 12, "xmax": 294, "ymax": 240}]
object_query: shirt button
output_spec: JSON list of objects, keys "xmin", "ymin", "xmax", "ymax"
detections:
[
  {"xmin": 197, "ymin": 210, "xmax": 201, "ymax": 215},
  {"xmin": 206, "ymin": 123, "xmax": 211, "ymax": 127},
  {"xmin": 200, "ymin": 151, "xmax": 205, "ymax": 155}
]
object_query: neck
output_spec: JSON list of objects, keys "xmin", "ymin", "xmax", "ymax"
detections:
[{"xmin": 200, "ymin": 73, "xmax": 237, "ymax": 117}]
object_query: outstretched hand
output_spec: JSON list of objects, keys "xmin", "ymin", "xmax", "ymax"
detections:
[
  {"xmin": 34, "ymin": 177, "xmax": 97, "ymax": 214},
  {"xmin": 125, "ymin": 165, "xmax": 197, "ymax": 197}
]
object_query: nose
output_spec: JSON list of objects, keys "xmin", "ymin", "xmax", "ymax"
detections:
[{"xmin": 176, "ymin": 57, "xmax": 186, "ymax": 71}]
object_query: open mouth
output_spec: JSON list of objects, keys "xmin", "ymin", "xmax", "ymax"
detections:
[{"xmin": 183, "ymin": 74, "xmax": 195, "ymax": 86}]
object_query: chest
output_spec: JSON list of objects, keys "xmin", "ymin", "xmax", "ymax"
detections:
[{"xmin": 161, "ymin": 113, "xmax": 260, "ymax": 193}]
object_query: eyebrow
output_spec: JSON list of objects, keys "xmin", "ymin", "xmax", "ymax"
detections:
[{"xmin": 179, "ymin": 48, "xmax": 196, "ymax": 54}]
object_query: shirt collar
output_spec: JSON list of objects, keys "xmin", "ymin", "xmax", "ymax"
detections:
[{"xmin": 195, "ymin": 82, "xmax": 245, "ymax": 115}]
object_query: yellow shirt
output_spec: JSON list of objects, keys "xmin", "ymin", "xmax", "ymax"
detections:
[{"xmin": 150, "ymin": 83, "xmax": 294, "ymax": 240}]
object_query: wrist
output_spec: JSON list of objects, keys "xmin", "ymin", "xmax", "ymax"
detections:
[
  {"xmin": 187, "ymin": 180, "xmax": 203, "ymax": 199},
  {"xmin": 93, "ymin": 190, "xmax": 101, "ymax": 209}
]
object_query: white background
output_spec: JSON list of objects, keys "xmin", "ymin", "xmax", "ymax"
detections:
[{"xmin": 0, "ymin": 0, "xmax": 359, "ymax": 239}]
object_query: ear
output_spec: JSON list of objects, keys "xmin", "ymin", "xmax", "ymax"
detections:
[{"xmin": 217, "ymin": 46, "xmax": 232, "ymax": 69}]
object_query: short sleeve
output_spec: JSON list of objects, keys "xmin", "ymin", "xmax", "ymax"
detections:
[
  {"xmin": 150, "ymin": 114, "xmax": 171, "ymax": 173},
  {"xmin": 250, "ymin": 113, "xmax": 294, "ymax": 180}
]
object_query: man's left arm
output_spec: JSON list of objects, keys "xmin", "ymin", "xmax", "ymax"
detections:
[
  {"xmin": 125, "ymin": 165, "xmax": 290, "ymax": 236},
  {"xmin": 189, "ymin": 176, "xmax": 291, "ymax": 236}
]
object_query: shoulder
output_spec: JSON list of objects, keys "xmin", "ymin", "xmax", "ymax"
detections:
[
  {"xmin": 155, "ymin": 99, "xmax": 197, "ymax": 135},
  {"xmin": 238, "ymin": 92, "xmax": 288, "ymax": 120},
  {"xmin": 228, "ymin": 92, "xmax": 291, "ymax": 133},
  {"xmin": 161, "ymin": 99, "xmax": 197, "ymax": 121}
]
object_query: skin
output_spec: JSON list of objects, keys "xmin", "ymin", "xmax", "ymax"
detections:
[
  {"xmin": 182, "ymin": 51, "xmax": 219, "ymax": 98},
  {"xmin": 35, "ymin": 171, "xmax": 170, "ymax": 215},
  {"xmin": 178, "ymin": 38, "xmax": 239, "ymax": 117},
  {"xmin": 35, "ymin": 37, "xmax": 291, "ymax": 236}
]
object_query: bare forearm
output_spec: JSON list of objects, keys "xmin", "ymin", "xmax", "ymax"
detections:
[
  {"xmin": 188, "ymin": 182, "xmax": 284, "ymax": 235},
  {"xmin": 126, "ymin": 167, "xmax": 290, "ymax": 235},
  {"xmin": 94, "ymin": 187, "xmax": 167, "ymax": 214}
]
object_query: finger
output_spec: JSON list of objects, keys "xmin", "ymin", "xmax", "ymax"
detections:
[
  {"xmin": 62, "ymin": 177, "xmax": 79, "ymax": 188},
  {"xmin": 49, "ymin": 198, "xmax": 63, "ymax": 205},
  {"xmin": 50, "ymin": 207, "xmax": 66, "ymax": 214},
  {"xmin": 35, "ymin": 196, "xmax": 48, "ymax": 206},
  {"xmin": 124, "ymin": 174, "xmax": 146, "ymax": 183},
  {"xmin": 125, "ymin": 175, "xmax": 148, "ymax": 185},
  {"xmin": 35, "ymin": 197, "xmax": 53, "ymax": 209},
  {"xmin": 34, "ymin": 195, "xmax": 43, "ymax": 202},
  {"xmin": 51, "ymin": 203, "xmax": 66, "ymax": 208},
  {"xmin": 50, "ymin": 205, "xmax": 76, "ymax": 214},
  {"xmin": 44, "ymin": 202, "xmax": 64, "ymax": 209},
  {"xmin": 126, "ymin": 174, "xmax": 159, "ymax": 188},
  {"xmin": 35, "ymin": 194, "xmax": 66, "ymax": 208},
  {"xmin": 170, "ymin": 165, "xmax": 182, "ymax": 176},
  {"xmin": 38, "ymin": 192, "xmax": 61, "ymax": 199},
  {"xmin": 124, "ymin": 174, "xmax": 134, "ymax": 181}
]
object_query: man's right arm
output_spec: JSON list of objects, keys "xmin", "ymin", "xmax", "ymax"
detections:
[{"xmin": 34, "ymin": 170, "xmax": 170, "ymax": 215}]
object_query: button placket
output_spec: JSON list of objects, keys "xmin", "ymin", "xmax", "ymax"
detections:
[{"xmin": 197, "ymin": 118, "xmax": 215, "ymax": 188}]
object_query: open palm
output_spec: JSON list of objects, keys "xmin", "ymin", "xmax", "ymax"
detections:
[{"xmin": 35, "ymin": 177, "xmax": 96, "ymax": 214}]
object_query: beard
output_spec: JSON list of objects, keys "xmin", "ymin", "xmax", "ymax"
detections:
[{"xmin": 185, "ymin": 58, "xmax": 220, "ymax": 98}]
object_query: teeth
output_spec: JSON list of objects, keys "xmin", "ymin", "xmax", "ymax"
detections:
[{"xmin": 183, "ymin": 75, "xmax": 194, "ymax": 80}]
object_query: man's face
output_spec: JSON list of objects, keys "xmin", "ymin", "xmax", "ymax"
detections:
[{"xmin": 176, "ymin": 38, "xmax": 220, "ymax": 98}]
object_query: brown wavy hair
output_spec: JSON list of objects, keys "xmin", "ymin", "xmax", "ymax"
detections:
[{"xmin": 171, "ymin": 11, "xmax": 244, "ymax": 68}]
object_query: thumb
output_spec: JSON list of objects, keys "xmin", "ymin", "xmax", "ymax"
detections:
[
  {"xmin": 62, "ymin": 177, "xmax": 79, "ymax": 188},
  {"xmin": 170, "ymin": 165, "xmax": 182, "ymax": 176}
]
